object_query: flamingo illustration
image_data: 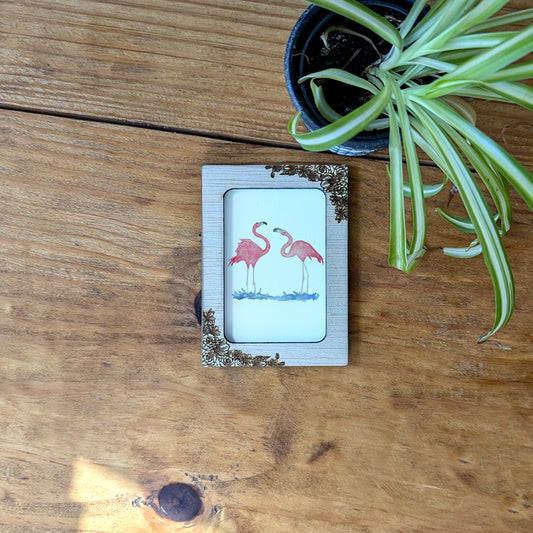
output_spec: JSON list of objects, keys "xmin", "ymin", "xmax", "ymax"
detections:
[
  {"xmin": 228, "ymin": 221, "xmax": 271, "ymax": 293},
  {"xmin": 273, "ymin": 227, "xmax": 324, "ymax": 294}
]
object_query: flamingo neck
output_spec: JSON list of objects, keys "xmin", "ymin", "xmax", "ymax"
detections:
[
  {"xmin": 280, "ymin": 235, "xmax": 294, "ymax": 258},
  {"xmin": 253, "ymin": 226, "xmax": 270, "ymax": 254}
]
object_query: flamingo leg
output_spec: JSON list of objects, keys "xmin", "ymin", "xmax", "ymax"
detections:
[
  {"xmin": 252, "ymin": 266, "xmax": 256, "ymax": 294},
  {"xmin": 246, "ymin": 265, "xmax": 249, "ymax": 293},
  {"xmin": 304, "ymin": 261, "xmax": 310, "ymax": 294},
  {"xmin": 300, "ymin": 261, "xmax": 305, "ymax": 294}
]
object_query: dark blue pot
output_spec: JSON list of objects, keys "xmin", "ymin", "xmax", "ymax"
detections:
[{"xmin": 284, "ymin": 0, "xmax": 418, "ymax": 156}]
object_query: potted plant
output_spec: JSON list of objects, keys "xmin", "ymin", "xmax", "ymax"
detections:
[
  {"xmin": 285, "ymin": 0, "xmax": 423, "ymax": 155},
  {"xmin": 285, "ymin": 0, "xmax": 533, "ymax": 341}
]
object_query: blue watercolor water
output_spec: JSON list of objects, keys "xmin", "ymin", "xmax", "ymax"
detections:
[{"xmin": 232, "ymin": 289, "xmax": 319, "ymax": 301}]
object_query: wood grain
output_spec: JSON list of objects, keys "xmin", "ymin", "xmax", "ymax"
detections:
[
  {"xmin": 0, "ymin": 0, "xmax": 532, "ymax": 166},
  {"xmin": 0, "ymin": 110, "xmax": 532, "ymax": 532}
]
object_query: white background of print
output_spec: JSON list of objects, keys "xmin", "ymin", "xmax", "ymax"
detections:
[{"xmin": 224, "ymin": 188, "xmax": 326, "ymax": 342}]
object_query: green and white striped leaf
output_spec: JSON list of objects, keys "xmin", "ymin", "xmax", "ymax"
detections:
[
  {"xmin": 309, "ymin": 0, "xmax": 402, "ymax": 49},
  {"xmin": 288, "ymin": 84, "xmax": 391, "ymax": 151},
  {"xmin": 398, "ymin": 0, "xmax": 429, "ymax": 38},
  {"xmin": 386, "ymin": 95, "xmax": 408, "ymax": 271},
  {"xmin": 443, "ymin": 242, "xmax": 483, "ymax": 258},
  {"xmin": 403, "ymin": 181, "xmax": 446, "ymax": 199},
  {"xmin": 467, "ymin": 8, "xmax": 533, "ymax": 33},
  {"xmin": 480, "ymin": 81, "xmax": 533, "ymax": 111},
  {"xmin": 440, "ymin": 121, "xmax": 513, "ymax": 233},
  {"xmin": 309, "ymin": 81, "xmax": 342, "ymax": 122},
  {"xmin": 404, "ymin": 0, "xmax": 478, "ymax": 48},
  {"xmin": 436, "ymin": 208, "xmax": 501, "ymax": 234},
  {"xmin": 441, "ymin": 31, "xmax": 517, "ymax": 52},
  {"xmin": 484, "ymin": 61, "xmax": 533, "ymax": 83},
  {"xmin": 389, "ymin": 78, "xmax": 426, "ymax": 267},
  {"xmin": 299, "ymin": 68, "xmax": 379, "ymax": 95},
  {"xmin": 436, "ymin": 209, "xmax": 478, "ymax": 234},
  {"xmin": 414, "ymin": 97, "xmax": 533, "ymax": 211},
  {"xmin": 401, "ymin": 0, "xmax": 509, "ymax": 63},
  {"xmin": 409, "ymin": 98, "xmax": 515, "ymax": 342},
  {"xmin": 425, "ymin": 24, "xmax": 533, "ymax": 90},
  {"xmin": 441, "ymin": 95, "xmax": 477, "ymax": 125}
]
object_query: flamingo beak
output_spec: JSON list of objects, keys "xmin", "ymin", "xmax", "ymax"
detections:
[{"xmin": 273, "ymin": 227, "xmax": 281, "ymax": 233}]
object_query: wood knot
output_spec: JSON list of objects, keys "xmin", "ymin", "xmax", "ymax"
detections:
[{"xmin": 145, "ymin": 483, "xmax": 202, "ymax": 522}]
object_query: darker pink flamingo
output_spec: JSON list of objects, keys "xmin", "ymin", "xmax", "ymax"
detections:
[
  {"xmin": 273, "ymin": 227, "xmax": 324, "ymax": 294},
  {"xmin": 228, "ymin": 221, "xmax": 271, "ymax": 293}
]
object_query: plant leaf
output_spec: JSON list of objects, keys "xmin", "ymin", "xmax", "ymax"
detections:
[
  {"xmin": 389, "ymin": 78, "xmax": 426, "ymax": 267},
  {"xmin": 288, "ymin": 83, "xmax": 391, "ymax": 151},
  {"xmin": 399, "ymin": 0, "xmax": 429, "ymax": 39},
  {"xmin": 404, "ymin": 57, "xmax": 455, "ymax": 74},
  {"xmin": 442, "ymin": 124, "xmax": 512, "ymax": 233},
  {"xmin": 401, "ymin": 0, "xmax": 508, "ymax": 62},
  {"xmin": 436, "ymin": 209, "xmax": 478, "ymax": 234},
  {"xmin": 440, "ymin": 86, "xmax": 512, "ymax": 103},
  {"xmin": 309, "ymin": 81, "xmax": 342, "ymax": 122},
  {"xmin": 386, "ymin": 95, "xmax": 408, "ymax": 271},
  {"xmin": 299, "ymin": 68, "xmax": 379, "ymax": 94},
  {"xmin": 437, "ymin": 48, "xmax": 485, "ymax": 66},
  {"xmin": 421, "ymin": 0, "xmax": 512, "ymax": 52},
  {"xmin": 366, "ymin": 118, "xmax": 390, "ymax": 130},
  {"xmin": 425, "ymin": 24, "xmax": 533, "ymax": 90},
  {"xmin": 410, "ymin": 124, "xmax": 449, "ymax": 170},
  {"xmin": 414, "ymin": 97, "xmax": 533, "ymax": 211},
  {"xmin": 405, "ymin": 0, "xmax": 478, "ymax": 47},
  {"xmin": 436, "ymin": 208, "xmax": 500, "ymax": 234},
  {"xmin": 441, "ymin": 95, "xmax": 477, "ymax": 124},
  {"xmin": 443, "ymin": 243, "xmax": 483, "ymax": 258},
  {"xmin": 409, "ymin": 98, "xmax": 515, "ymax": 341},
  {"xmin": 440, "ymin": 31, "xmax": 517, "ymax": 52},
  {"xmin": 484, "ymin": 60, "xmax": 533, "ymax": 82},
  {"xmin": 467, "ymin": 8, "xmax": 533, "ymax": 32},
  {"xmin": 479, "ymin": 81, "xmax": 533, "ymax": 111},
  {"xmin": 403, "ymin": 181, "xmax": 446, "ymax": 199},
  {"xmin": 309, "ymin": 0, "xmax": 402, "ymax": 49}
]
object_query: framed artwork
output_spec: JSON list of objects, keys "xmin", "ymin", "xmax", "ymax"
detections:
[{"xmin": 202, "ymin": 164, "xmax": 348, "ymax": 367}]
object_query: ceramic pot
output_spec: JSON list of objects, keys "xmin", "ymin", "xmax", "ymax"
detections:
[{"xmin": 284, "ymin": 0, "xmax": 418, "ymax": 156}]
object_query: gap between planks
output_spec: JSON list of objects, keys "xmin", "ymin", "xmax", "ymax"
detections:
[{"xmin": 0, "ymin": 103, "xmax": 413, "ymax": 167}]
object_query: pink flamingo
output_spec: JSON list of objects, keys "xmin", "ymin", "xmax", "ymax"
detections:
[
  {"xmin": 228, "ymin": 221, "xmax": 271, "ymax": 293},
  {"xmin": 273, "ymin": 227, "xmax": 324, "ymax": 294}
]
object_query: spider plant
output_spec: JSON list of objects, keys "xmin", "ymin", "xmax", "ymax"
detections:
[{"xmin": 288, "ymin": 0, "xmax": 533, "ymax": 341}]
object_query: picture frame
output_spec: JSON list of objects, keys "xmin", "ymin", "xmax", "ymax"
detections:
[{"xmin": 202, "ymin": 164, "xmax": 348, "ymax": 367}]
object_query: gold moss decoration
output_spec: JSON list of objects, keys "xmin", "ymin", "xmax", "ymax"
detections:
[
  {"xmin": 202, "ymin": 309, "xmax": 285, "ymax": 367},
  {"xmin": 266, "ymin": 164, "xmax": 348, "ymax": 222}
]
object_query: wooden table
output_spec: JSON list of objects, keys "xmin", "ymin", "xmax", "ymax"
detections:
[{"xmin": 0, "ymin": 1, "xmax": 532, "ymax": 531}]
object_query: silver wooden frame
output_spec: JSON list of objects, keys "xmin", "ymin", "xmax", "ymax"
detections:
[{"xmin": 202, "ymin": 164, "xmax": 348, "ymax": 367}]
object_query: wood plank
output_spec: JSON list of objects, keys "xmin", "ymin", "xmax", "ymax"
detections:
[
  {"xmin": 1, "ymin": 0, "xmax": 532, "ymax": 166},
  {"xmin": 0, "ymin": 0, "xmax": 299, "ymax": 145},
  {"xmin": 0, "ymin": 109, "xmax": 532, "ymax": 532}
]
